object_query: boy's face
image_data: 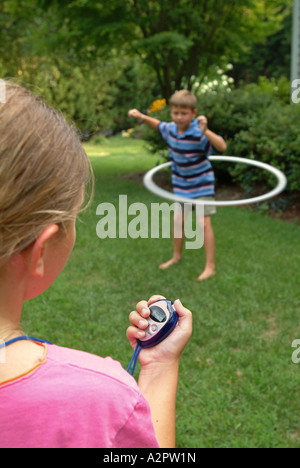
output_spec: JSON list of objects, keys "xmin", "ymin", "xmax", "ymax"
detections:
[{"xmin": 171, "ymin": 105, "xmax": 197, "ymax": 133}]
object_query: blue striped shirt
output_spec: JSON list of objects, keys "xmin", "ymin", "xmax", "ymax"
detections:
[{"xmin": 158, "ymin": 119, "xmax": 215, "ymax": 198}]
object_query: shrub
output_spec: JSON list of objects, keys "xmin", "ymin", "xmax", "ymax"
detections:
[{"xmin": 199, "ymin": 80, "xmax": 300, "ymax": 194}]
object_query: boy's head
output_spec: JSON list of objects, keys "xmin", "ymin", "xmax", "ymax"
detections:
[
  {"xmin": 169, "ymin": 90, "xmax": 197, "ymax": 133},
  {"xmin": 169, "ymin": 90, "xmax": 197, "ymax": 111}
]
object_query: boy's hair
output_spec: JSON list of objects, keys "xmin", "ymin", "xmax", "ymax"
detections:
[
  {"xmin": 0, "ymin": 81, "xmax": 94, "ymax": 263},
  {"xmin": 169, "ymin": 90, "xmax": 197, "ymax": 110}
]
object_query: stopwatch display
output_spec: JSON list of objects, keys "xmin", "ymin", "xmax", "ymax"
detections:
[{"xmin": 137, "ymin": 299, "xmax": 178, "ymax": 348}]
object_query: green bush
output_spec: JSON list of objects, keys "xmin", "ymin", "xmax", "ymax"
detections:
[
  {"xmin": 9, "ymin": 57, "xmax": 116, "ymax": 138},
  {"xmin": 4, "ymin": 55, "xmax": 159, "ymax": 139},
  {"xmin": 227, "ymin": 102, "xmax": 300, "ymax": 192}
]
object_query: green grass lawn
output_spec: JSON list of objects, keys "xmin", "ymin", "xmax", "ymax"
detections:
[{"xmin": 22, "ymin": 135, "xmax": 300, "ymax": 448}]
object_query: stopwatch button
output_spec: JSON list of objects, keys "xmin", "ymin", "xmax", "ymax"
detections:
[{"xmin": 150, "ymin": 324, "xmax": 158, "ymax": 334}]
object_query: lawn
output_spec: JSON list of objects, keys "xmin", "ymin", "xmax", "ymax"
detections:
[{"xmin": 22, "ymin": 135, "xmax": 300, "ymax": 448}]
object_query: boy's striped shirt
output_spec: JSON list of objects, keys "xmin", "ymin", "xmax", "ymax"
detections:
[{"xmin": 158, "ymin": 119, "xmax": 215, "ymax": 198}]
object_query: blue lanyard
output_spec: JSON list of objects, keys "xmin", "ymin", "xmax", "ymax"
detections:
[
  {"xmin": 127, "ymin": 344, "xmax": 142, "ymax": 376},
  {"xmin": 0, "ymin": 336, "xmax": 52, "ymax": 349}
]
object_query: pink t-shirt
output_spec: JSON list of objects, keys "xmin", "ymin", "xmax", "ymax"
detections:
[{"xmin": 0, "ymin": 343, "xmax": 160, "ymax": 448}]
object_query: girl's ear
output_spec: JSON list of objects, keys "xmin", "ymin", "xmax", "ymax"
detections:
[{"xmin": 26, "ymin": 225, "xmax": 59, "ymax": 278}]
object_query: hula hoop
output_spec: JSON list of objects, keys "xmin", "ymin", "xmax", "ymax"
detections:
[{"xmin": 143, "ymin": 156, "xmax": 287, "ymax": 207}]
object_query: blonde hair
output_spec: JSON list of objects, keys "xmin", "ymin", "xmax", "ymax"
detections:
[
  {"xmin": 169, "ymin": 90, "xmax": 197, "ymax": 110},
  {"xmin": 0, "ymin": 81, "xmax": 93, "ymax": 263}
]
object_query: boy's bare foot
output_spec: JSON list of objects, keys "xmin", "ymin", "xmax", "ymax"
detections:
[
  {"xmin": 159, "ymin": 257, "xmax": 181, "ymax": 270},
  {"xmin": 198, "ymin": 267, "xmax": 216, "ymax": 281}
]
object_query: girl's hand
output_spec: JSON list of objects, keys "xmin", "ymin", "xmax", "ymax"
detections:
[{"xmin": 126, "ymin": 295, "xmax": 192, "ymax": 368}]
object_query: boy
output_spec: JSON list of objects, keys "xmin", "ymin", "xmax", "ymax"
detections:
[{"xmin": 128, "ymin": 90, "xmax": 226, "ymax": 281}]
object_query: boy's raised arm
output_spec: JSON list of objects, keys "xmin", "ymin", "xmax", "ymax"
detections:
[
  {"xmin": 197, "ymin": 115, "xmax": 227, "ymax": 153},
  {"xmin": 128, "ymin": 108, "xmax": 160, "ymax": 131}
]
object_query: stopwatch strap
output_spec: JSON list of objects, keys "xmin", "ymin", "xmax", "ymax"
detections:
[
  {"xmin": 0, "ymin": 336, "xmax": 52, "ymax": 349},
  {"xmin": 127, "ymin": 343, "xmax": 142, "ymax": 376}
]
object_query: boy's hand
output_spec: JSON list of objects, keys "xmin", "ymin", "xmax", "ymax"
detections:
[
  {"xmin": 197, "ymin": 115, "xmax": 208, "ymax": 134},
  {"xmin": 128, "ymin": 108, "xmax": 144, "ymax": 120},
  {"xmin": 126, "ymin": 295, "xmax": 192, "ymax": 367}
]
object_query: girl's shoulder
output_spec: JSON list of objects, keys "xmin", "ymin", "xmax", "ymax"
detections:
[{"xmin": 46, "ymin": 344, "xmax": 138, "ymax": 390}]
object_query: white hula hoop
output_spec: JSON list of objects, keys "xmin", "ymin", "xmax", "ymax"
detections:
[{"xmin": 143, "ymin": 156, "xmax": 287, "ymax": 207}]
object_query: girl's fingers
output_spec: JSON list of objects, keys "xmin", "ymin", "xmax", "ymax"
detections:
[
  {"xmin": 129, "ymin": 310, "xmax": 149, "ymax": 330},
  {"xmin": 135, "ymin": 300, "xmax": 149, "ymax": 314},
  {"xmin": 147, "ymin": 294, "xmax": 166, "ymax": 306},
  {"xmin": 126, "ymin": 325, "xmax": 146, "ymax": 343},
  {"xmin": 174, "ymin": 298, "xmax": 192, "ymax": 318},
  {"xmin": 127, "ymin": 296, "xmax": 166, "ymax": 347}
]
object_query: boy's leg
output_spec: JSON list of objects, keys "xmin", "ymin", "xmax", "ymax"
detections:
[
  {"xmin": 197, "ymin": 215, "xmax": 216, "ymax": 280},
  {"xmin": 159, "ymin": 211, "xmax": 185, "ymax": 269}
]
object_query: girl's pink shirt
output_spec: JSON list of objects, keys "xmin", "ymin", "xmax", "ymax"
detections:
[{"xmin": 0, "ymin": 344, "xmax": 159, "ymax": 448}]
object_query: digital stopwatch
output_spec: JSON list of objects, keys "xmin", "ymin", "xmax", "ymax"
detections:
[
  {"xmin": 127, "ymin": 299, "xmax": 179, "ymax": 375},
  {"xmin": 137, "ymin": 299, "xmax": 178, "ymax": 348}
]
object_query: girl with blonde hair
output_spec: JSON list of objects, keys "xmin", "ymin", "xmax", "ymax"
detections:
[{"xmin": 0, "ymin": 81, "xmax": 192, "ymax": 448}]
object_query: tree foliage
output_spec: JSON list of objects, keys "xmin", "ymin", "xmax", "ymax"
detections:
[
  {"xmin": 0, "ymin": 0, "xmax": 293, "ymax": 138},
  {"xmin": 1, "ymin": 0, "xmax": 292, "ymax": 100},
  {"xmin": 126, "ymin": 0, "xmax": 292, "ymax": 99},
  {"xmin": 229, "ymin": 3, "xmax": 293, "ymax": 84}
]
